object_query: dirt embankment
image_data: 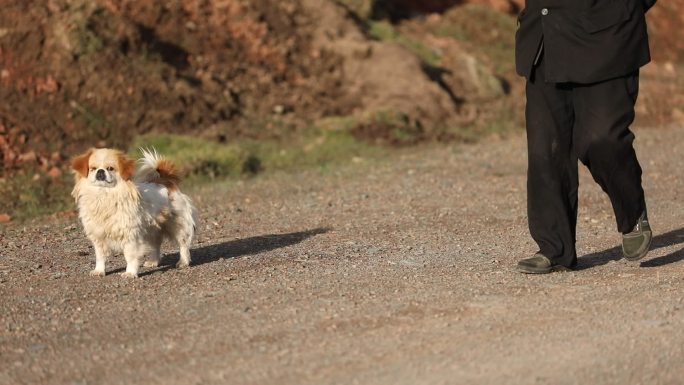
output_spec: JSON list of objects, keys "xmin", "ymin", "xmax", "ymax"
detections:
[
  {"xmin": 0, "ymin": 0, "xmax": 498, "ymax": 175},
  {"xmin": 0, "ymin": 0, "xmax": 346, "ymax": 170},
  {"xmin": 1, "ymin": 0, "xmax": 683, "ymax": 189}
]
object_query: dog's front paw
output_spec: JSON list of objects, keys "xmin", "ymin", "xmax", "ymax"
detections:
[
  {"xmin": 120, "ymin": 272, "xmax": 138, "ymax": 278},
  {"xmin": 89, "ymin": 269, "xmax": 105, "ymax": 277},
  {"xmin": 176, "ymin": 260, "xmax": 190, "ymax": 269},
  {"xmin": 143, "ymin": 260, "xmax": 160, "ymax": 268}
]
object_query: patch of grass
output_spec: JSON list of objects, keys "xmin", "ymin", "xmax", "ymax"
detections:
[
  {"xmin": 431, "ymin": 4, "xmax": 517, "ymax": 75},
  {"xmin": 2, "ymin": 126, "xmax": 383, "ymax": 223},
  {"xmin": 130, "ymin": 134, "xmax": 256, "ymax": 179},
  {"xmin": 367, "ymin": 19, "xmax": 395, "ymax": 40},
  {"xmin": 368, "ymin": 20, "xmax": 442, "ymax": 65},
  {"xmin": 130, "ymin": 127, "xmax": 382, "ymax": 183},
  {"xmin": 0, "ymin": 170, "xmax": 74, "ymax": 222}
]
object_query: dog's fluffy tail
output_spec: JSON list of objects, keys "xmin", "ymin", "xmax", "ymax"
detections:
[{"xmin": 134, "ymin": 148, "xmax": 180, "ymax": 191}]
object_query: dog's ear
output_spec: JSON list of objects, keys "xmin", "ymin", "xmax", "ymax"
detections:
[
  {"xmin": 117, "ymin": 152, "xmax": 136, "ymax": 181},
  {"xmin": 71, "ymin": 149, "xmax": 94, "ymax": 178}
]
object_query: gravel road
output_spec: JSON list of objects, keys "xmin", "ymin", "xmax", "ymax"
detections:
[{"xmin": 2, "ymin": 124, "xmax": 684, "ymax": 385}]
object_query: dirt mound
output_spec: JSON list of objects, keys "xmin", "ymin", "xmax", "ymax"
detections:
[
  {"xmin": 0, "ymin": 0, "xmax": 505, "ymax": 177},
  {"xmin": 302, "ymin": 0, "xmax": 469, "ymax": 130},
  {"xmin": 0, "ymin": 0, "xmax": 347, "ymax": 172}
]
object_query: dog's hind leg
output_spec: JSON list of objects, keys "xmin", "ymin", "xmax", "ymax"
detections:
[
  {"xmin": 175, "ymin": 222, "xmax": 194, "ymax": 268},
  {"xmin": 176, "ymin": 237, "xmax": 192, "ymax": 268},
  {"xmin": 121, "ymin": 243, "xmax": 143, "ymax": 278},
  {"xmin": 143, "ymin": 249, "xmax": 162, "ymax": 268},
  {"xmin": 144, "ymin": 237, "xmax": 163, "ymax": 268},
  {"xmin": 169, "ymin": 192, "xmax": 197, "ymax": 269}
]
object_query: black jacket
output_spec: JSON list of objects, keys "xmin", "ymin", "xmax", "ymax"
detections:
[{"xmin": 515, "ymin": 0, "xmax": 657, "ymax": 83}]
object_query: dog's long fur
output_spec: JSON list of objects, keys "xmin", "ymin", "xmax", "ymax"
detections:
[{"xmin": 72, "ymin": 148, "xmax": 197, "ymax": 278}]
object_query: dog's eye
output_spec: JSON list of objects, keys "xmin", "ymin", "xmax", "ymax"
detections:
[
  {"xmin": 89, "ymin": 167, "xmax": 96, "ymax": 172},
  {"xmin": 107, "ymin": 166, "xmax": 115, "ymax": 172}
]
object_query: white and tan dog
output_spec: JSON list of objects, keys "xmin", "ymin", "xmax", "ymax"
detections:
[{"xmin": 71, "ymin": 148, "xmax": 197, "ymax": 278}]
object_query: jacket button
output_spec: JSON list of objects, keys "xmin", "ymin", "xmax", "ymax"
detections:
[{"xmin": 541, "ymin": 8, "xmax": 549, "ymax": 15}]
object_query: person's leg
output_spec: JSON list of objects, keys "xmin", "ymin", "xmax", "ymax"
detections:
[
  {"xmin": 571, "ymin": 72, "xmax": 646, "ymax": 234},
  {"xmin": 523, "ymin": 58, "xmax": 579, "ymax": 269}
]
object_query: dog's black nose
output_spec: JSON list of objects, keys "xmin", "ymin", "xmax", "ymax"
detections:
[{"xmin": 95, "ymin": 169, "xmax": 106, "ymax": 181}]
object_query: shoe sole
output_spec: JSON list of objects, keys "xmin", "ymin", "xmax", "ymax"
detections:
[
  {"xmin": 515, "ymin": 265, "xmax": 573, "ymax": 274},
  {"xmin": 623, "ymin": 230, "xmax": 653, "ymax": 262}
]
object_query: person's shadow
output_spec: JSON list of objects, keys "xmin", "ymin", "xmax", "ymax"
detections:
[
  {"xmin": 134, "ymin": 227, "xmax": 331, "ymax": 276},
  {"xmin": 577, "ymin": 227, "xmax": 684, "ymax": 270}
]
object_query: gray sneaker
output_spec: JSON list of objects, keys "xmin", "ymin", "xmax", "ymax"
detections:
[
  {"xmin": 622, "ymin": 212, "xmax": 652, "ymax": 261},
  {"xmin": 516, "ymin": 253, "xmax": 573, "ymax": 274}
]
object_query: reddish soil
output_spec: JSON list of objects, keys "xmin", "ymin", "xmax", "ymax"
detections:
[{"xmin": 0, "ymin": 0, "xmax": 348, "ymax": 172}]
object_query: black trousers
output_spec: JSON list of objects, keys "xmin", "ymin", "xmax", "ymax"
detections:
[{"xmin": 525, "ymin": 56, "xmax": 646, "ymax": 267}]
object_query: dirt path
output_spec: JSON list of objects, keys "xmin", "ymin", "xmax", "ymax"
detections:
[{"xmin": 2, "ymin": 124, "xmax": 684, "ymax": 385}]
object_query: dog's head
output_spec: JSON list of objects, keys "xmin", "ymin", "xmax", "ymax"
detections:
[{"xmin": 71, "ymin": 148, "xmax": 136, "ymax": 188}]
